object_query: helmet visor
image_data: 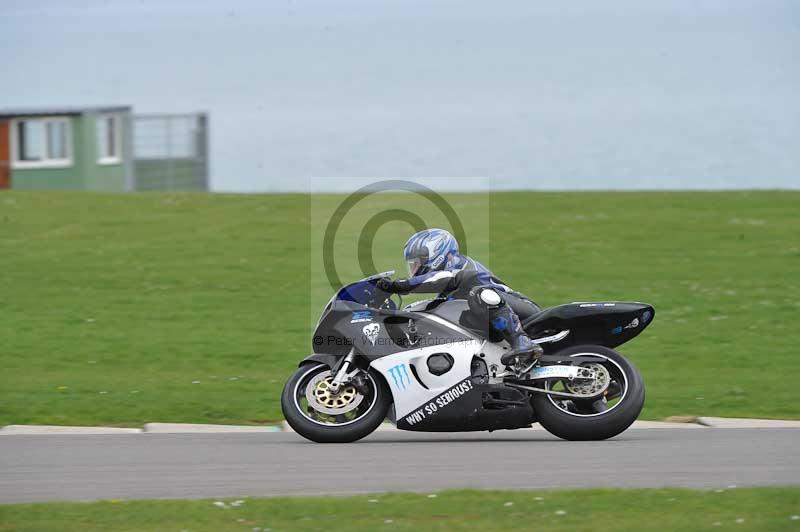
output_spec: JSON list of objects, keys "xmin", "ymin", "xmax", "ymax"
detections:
[{"xmin": 406, "ymin": 258, "xmax": 422, "ymax": 277}]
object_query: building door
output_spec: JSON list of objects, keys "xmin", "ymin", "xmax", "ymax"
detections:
[{"xmin": 0, "ymin": 121, "xmax": 10, "ymax": 189}]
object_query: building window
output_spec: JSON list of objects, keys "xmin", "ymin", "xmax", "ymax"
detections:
[
  {"xmin": 11, "ymin": 118, "xmax": 72, "ymax": 168},
  {"xmin": 97, "ymin": 115, "xmax": 122, "ymax": 164}
]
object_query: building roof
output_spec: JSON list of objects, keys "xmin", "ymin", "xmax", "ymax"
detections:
[{"xmin": 0, "ymin": 105, "xmax": 131, "ymax": 119}]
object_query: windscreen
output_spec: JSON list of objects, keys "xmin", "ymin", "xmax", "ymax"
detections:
[
  {"xmin": 334, "ymin": 279, "xmax": 378, "ymax": 305},
  {"xmin": 331, "ymin": 278, "xmax": 396, "ymax": 310}
]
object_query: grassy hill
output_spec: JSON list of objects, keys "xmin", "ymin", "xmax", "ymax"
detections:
[{"xmin": 0, "ymin": 191, "xmax": 798, "ymax": 426}]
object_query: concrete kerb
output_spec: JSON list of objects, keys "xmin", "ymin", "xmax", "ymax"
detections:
[
  {"xmin": 0, "ymin": 425, "xmax": 143, "ymax": 435},
  {"xmin": 143, "ymin": 423, "xmax": 282, "ymax": 433}
]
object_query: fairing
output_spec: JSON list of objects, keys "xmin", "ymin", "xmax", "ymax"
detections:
[{"xmin": 312, "ymin": 300, "xmax": 475, "ymax": 359}]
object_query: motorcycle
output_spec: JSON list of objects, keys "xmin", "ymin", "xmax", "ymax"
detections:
[{"xmin": 281, "ymin": 272, "xmax": 652, "ymax": 443}]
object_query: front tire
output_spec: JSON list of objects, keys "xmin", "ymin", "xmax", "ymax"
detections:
[
  {"xmin": 281, "ymin": 363, "xmax": 391, "ymax": 443},
  {"xmin": 532, "ymin": 345, "xmax": 645, "ymax": 441}
]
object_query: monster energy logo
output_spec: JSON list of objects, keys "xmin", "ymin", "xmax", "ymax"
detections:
[{"xmin": 388, "ymin": 364, "xmax": 410, "ymax": 390}]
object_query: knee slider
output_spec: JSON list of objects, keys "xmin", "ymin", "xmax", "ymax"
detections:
[
  {"xmin": 468, "ymin": 285, "xmax": 505, "ymax": 319},
  {"xmin": 480, "ymin": 289, "xmax": 502, "ymax": 306}
]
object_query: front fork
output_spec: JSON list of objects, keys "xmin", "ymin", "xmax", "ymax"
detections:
[{"xmin": 328, "ymin": 349, "xmax": 356, "ymax": 394}]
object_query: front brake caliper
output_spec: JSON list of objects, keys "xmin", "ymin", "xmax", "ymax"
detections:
[{"xmin": 350, "ymin": 371, "xmax": 370, "ymax": 395}]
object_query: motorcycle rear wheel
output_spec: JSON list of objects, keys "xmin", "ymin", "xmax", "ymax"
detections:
[{"xmin": 532, "ymin": 345, "xmax": 645, "ymax": 441}]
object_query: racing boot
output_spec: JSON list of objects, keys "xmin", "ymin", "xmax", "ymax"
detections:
[
  {"xmin": 492, "ymin": 306, "xmax": 544, "ymax": 367},
  {"xmin": 501, "ymin": 332, "xmax": 544, "ymax": 368}
]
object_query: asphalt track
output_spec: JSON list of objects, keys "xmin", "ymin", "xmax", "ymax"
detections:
[{"xmin": 1, "ymin": 428, "xmax": 798, "ymax": 504}]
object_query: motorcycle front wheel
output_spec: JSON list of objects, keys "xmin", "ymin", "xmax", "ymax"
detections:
[
  {"xmin": 281, "ymin": 363, "xmax": 390, "ymax": 443},
  {"xmin": 532, "ymin": 345, "xmax": 645, "ymax": 441}
]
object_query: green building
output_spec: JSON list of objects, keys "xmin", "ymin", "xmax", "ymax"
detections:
[
  {"xmin": 0, "ymin": 106, "xmax": 208, "ymax": 191},
  {"xmin": 0, "ymin": 106, "xmax": 134, "ymax": 191}
]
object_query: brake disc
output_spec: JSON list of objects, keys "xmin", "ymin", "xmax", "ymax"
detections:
[
  {"xmin": 565, "ymin": 362, "xmax": 611, "ymax": 397},
  {"xmin": 305, "ymin": 370, "xmax": 365, "ymax": 415}
]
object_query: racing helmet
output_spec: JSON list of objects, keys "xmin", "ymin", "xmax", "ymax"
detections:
[{"xmin": 403, "ymin": 228, "xmax": 459, "ymax": 277}]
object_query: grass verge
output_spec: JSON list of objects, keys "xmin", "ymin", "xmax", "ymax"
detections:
[{"xmin": 1, "ymin": 488, "xmax": 799, "ymax": 531}]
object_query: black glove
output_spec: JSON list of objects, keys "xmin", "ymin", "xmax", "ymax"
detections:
[{"xmin": 376, "ymin": 277, "xmax": 397, "ymax": 293}]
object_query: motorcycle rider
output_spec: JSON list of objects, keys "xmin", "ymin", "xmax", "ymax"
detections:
[{"xmin": 377, "ymin": 228, "xmax": 543, "ymax": 367}]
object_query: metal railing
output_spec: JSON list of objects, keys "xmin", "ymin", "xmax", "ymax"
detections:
[{"xmin": 133, "ymin": 113, "xmax": 208, "ymax": 191}]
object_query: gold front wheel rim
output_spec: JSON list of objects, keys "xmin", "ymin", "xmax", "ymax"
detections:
[{"xmin": 304, "ymin": 370, "xmax": 365, "ymax": 415}]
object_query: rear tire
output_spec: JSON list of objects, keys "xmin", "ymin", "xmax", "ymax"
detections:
[
  {"xmin": 532, "ymin": 345, "xmax": 645, "ymax": 441},
  {"xmin": 281, "ymin": 363, "xmax": 391, "ymax": 443}
]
